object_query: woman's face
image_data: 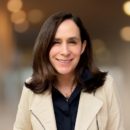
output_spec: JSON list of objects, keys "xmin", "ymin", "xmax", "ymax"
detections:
[{"xmin": 49, "ymin": 19, "xmax": 86, "ymax": 76}]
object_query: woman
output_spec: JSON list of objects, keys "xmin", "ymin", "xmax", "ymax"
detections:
[{"xmin": 14, "ymin": 12, "xmax": 124, "ymax": 130}]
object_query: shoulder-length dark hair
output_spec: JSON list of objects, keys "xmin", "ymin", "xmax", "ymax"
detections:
[{"xmin": 25, "ymin": 12, "xmax": 107, "ymax": 94}]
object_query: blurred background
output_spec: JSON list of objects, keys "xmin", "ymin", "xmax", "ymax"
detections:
[{"xmin": 0, "ymin": 0, "xmax": 130, "ymax": 129}]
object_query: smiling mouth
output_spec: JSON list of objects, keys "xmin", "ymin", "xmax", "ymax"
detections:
[{"xmin": 56, "ymin": 59, "xmax": 73, "ymax": 63}]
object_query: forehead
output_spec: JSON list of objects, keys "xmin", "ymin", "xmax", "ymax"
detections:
[{"xmin": 55, "ymin": 19, "xmax": 80, "ymax": 38}]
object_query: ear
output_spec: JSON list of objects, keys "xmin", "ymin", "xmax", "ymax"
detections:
[{"xmin": 81, "ymin": 40, "xmax": 87, "ymax": 54}]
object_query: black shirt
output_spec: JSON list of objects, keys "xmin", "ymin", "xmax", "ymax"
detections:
[{"xmin": 52, "ymin": 69, "xmax": 93, "ymax": 130}]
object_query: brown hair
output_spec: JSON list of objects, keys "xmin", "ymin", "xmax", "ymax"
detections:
[{"xmin": 25, "ymin": 12, "xmax": 107, "ymax": 94}]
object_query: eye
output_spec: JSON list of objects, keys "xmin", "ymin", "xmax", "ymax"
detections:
[
  {"xmin": 53, "ymin": 41, "xmax": 60, "ymax": 44},
  {"xmin": 69, "ymin": 41, "xmax": 76, "ymax": 44}
]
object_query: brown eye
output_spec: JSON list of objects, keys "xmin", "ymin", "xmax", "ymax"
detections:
[
  {"xmin": 70, "ymin": 41, "xmax": 76, "ymax": 44},
  {"xmin": 53, "ymin": 41, "xmax": 60, "ymax": 44}
]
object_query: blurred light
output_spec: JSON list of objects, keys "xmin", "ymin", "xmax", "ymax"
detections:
[
  {"xmin": 27, "ymin": 9, "xmax": 43, "ymax": 23},
  {"xmin": 11, "ymin": 10, "xmax": 26, "ymax": 24},
  {"xmin": 0, "ymin": 11, "xmax": 15, "ymax": 77},
  {"xmin": 95, "ymin": 49, "xmax": 111, "ymax": 62},
  {"xmin": 92, "ymin": 39, "xmax": 106, "ymax": 54},
  {"xmin": 7, "ymin": 0, "xmax": 23, "ymax": 13},
  {"xmin": 120, "ymin": 26, "xmax": 130, "ymax": 41},
  {"xmin": 123, "ymin": 1, "xmax": 130, "ymax": 16},
  {"xmin": 14, "ymin": 20, "xmax": 29, "ymax": 33}
]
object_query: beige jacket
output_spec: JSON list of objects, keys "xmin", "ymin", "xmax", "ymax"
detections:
[{"xmin": 14, "ymin": 75, "xmax": 124, "ymax": 130}]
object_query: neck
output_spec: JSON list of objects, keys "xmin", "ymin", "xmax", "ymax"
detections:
[
  {"xmin": 56, "ymin": 73, "xmax": 75, "ymax": 89},
  {"xmin": 53, "ymin": 74, "xmax": 76, "ymax": 96},
  {"xmin": 53, "ymin": 73, "xmax": 76, "ymax": 97}
]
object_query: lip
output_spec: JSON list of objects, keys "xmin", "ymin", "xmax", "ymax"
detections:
[
  {"xmin": 56, "ymin": 58, "xmax": 72, "ymax": 61},
  {"xmin": 56, "ymin": 58, "xmax": 73, "ymax": 65}
]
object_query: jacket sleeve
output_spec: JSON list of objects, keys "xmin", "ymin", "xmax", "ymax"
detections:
[
  {"xmin": 13, "ymin": 85, "xmax": 33, "ymax": 130},
  {"xmin": 106, "ymin": 78, "xmax": 125, "ymax": 130}
]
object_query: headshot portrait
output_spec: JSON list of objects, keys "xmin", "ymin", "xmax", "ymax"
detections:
[{"xmin": 13, "ymin": 12, "xmax": 124, "ymax": 130}]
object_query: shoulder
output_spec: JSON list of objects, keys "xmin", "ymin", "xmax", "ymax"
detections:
[
  {"xmin": 20, "ymin": 77, "xmax": 36, "ymax": 106},
  {"xmin": 95, "ymin": 74, "xmax": 121, "ymax": 111},
  {"xmin": 96, "ymin": 74, "xmax": 116, "ymax": 98},
  {"xmin": 95, "ymin": 77, "xmax": 124, "ymax": 129},
  {"xmin": 105, "ymin": 74, "xmax": 114, "ymax": 84},
  {"xmin": 25, "ymin": 76, "xmax": 32, "ymax": 83},
  {"xmin": 102, "ymin": 74, "xmax": 114, "ymax": 91},
  {"xmin": 97, "ymin": 74, "xmax": 120, "ymax": 103},
  {"xmin": 22, "ymin": 77, "xmax": 50, "ymax": 104},
  {"xmin": 23, "ymin": 77, "xmax": 33, "ymax": 95}
]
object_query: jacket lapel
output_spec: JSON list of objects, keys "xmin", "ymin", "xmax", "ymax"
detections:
[
  {"xmin": 29, "ymin": 88, "xmax": 103, "ymax": 130},
  {"xmin": 30, "ymin": 90, "xmax": 57, "ymax": 130},
  {"xmin": 75, "ymin": 91, "xmax": 103, "ymax": 130}
]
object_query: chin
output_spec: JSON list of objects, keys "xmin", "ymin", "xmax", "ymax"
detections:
[{"xmin": 57, "ymin": 68, "xmax": 73, "ymax": 75}]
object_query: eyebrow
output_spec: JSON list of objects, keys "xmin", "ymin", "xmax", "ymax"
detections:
[{"xmin": 54, "ymin": 37, "xmax": 80, "ymax": 41}]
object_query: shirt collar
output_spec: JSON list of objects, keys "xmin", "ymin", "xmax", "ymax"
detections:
[
  {"xmin": 52, "ymin": 69, "xmax": 93, "ymax": 104},
  {"xmin": 80, "ymin": 68, "xmax": 93, "ymax": 82}
]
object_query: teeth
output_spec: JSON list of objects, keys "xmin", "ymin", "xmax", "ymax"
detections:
[{"xmin": 58, "ymin": 60, "xmax": 71, "ymax": 63}]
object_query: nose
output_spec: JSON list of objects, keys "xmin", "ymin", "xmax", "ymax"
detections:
[{"xmin": 61, "ymin": 43, "xmax": 70, "ymax": 56}]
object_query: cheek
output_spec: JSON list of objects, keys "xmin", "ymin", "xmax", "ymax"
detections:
[
  {"xmin": 49, "ymin": 47, "xmax": 58, "ymax": 59},
  {"xmin": 73, "ymin": 47, "xmax": 82, "ymax": 56}
]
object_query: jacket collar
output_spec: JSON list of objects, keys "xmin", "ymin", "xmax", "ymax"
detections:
[
  {"xmin": 30, "ymin": 69, "xmax": 103, "ymax": 130},
  {"xmin": 30, "ymin": 91, "xmax": 103, "ymax": 130},
  {"xmin": 75, "ymin": 91, "xmax": 103, "ymax": 130},
  {"xmin": 30, "ymin": 90, "xmax": 57, "ymax": 130}
]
